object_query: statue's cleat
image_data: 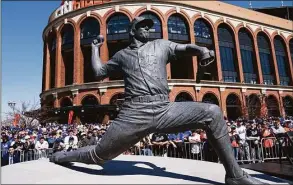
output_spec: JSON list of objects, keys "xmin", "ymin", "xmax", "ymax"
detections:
[
  {"xmin": 49, "ymin": 147, "xmax": 105, "ymax": 166},
  {"xmin": 225, "ymin": 171, "xmax": 269, "ymax": 185}
]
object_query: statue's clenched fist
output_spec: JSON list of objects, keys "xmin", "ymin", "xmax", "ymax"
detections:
[
  {"xmin": 199, "ymin": 49, "xmax": 215, "ymax": 67},
  {"xmin": 92, "ymin": 35, "xmax": 104, "ymax": 48}
]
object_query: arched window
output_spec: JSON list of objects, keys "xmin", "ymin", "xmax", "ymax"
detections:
[
  {"xmin": 274, "ymin": 36, "xmax": 290, "ymax": 86},
  {"xmin": 61, "ymin": 24, "xmax": 74, "ymax": 51},
  {"xmin": 239, "ymin": 28, "xmax": 257, "ymax": 84},
  {"xmin": 107, "ymin": 13, "xmax": 130, "ymax": 80},
  {"xmin": 81, "ymin": 95, "xmax": 99, "ymax": 106},
  {"xmin": 60, "ymin": 97, "xmax": 73, "ymax": 107},
  {"xmin": 175, "ymin": 92, "xmax": 193, "ymax": 102},
  {"xmin": 194, "ymin": 19, "xmax": 217, "ymax": 81},
  {"xmin": 202, "ymin": 93, "xmax": 219, "ymax": 105},
  {"xmin": 194, "ymin": 19, "xmax": 212, "ymax": 46},
  {"xmin": 218, "ymin": 24, "xmax": 238, "ymax": 82},
  {"xmin": 80, "ymin": 17, "xmax": 100, "ymax": 45},
  {"xmin": 140, "ymin": 12, "xmax": 162, "ymax": 40},
  {"xmin": 48, "ymin": 33, "xmax": 56, "ymax": 89},
  {"xmin": 107, "ymin": 13, "xmax": 130, "ymax": 41},
  {"xmin": 283, "ymin": 96, "xmax": 293, "ymax": 116},
  {"xmin": 168, "ymin": 14, "xmax": 193, "ymax": 79},
  {"xmin": 226, "ymin": 94, "xmax": 242, "ymax": 120},
  {"xmin": 168, "ymin": 14, "xmax": 189, "ymax": 42},
  {"xmin": 257, "ymin": 32, "xmax": 275, "ymax": 85},
  {"xmin": 266, "ymin": 95, "xmax": 280, "ymax": 117},
  {"xmin": 61, "ymin": 24, "xmax": 74, "ymax": 86},
  {"xmin": 246, "ymin": 94, "xmax": 261, "ymax": 119}
]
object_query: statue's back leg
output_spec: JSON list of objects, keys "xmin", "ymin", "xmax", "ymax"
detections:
[{"xmin": 153, "ymin": 101, "xmax": 266, "ymax": 184}]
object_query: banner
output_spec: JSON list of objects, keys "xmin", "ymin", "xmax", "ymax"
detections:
[{"xmin": 68, "ymin": 110, "xmax": 74, "ymax": 124}]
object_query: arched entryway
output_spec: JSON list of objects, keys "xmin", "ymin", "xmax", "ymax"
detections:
[
  {"xmin": 266, "ymin": 95, "xmax": 280, "ymax": 117},
  {"xmin": 202, "ymin": 93, "xmax": 219, "ymax": 105},
  {"xmin": 109, "ymin": 93, "xmax": 125, "ymax": 119},
  {"xmin": 110, "ymin": 93, "xmax": 125, "ymax": 107},
  {"xmin": 59, "ymin": 97, "xmax": 73, "ymax": 124},
  {"xmin": 175, "ymin": 92, "xmax": 194, "ymax": 102},
  {"xmin": 60, "ymin": 97, "xmax": 73, "ymax": 107},
  {"xmin": 226, "ymin": 94, "xmax": 242, "ymax": 120},
  {"xmin": 247, "ymin": 94, "xmax": 261, "ymax": 119},
  {"xmin": 283, "ymin": 96, "xmax": 293, "ymax": 116},
  {"xmin": 80, "ymin": 95, "xmax": 100, "ymax": 123}
]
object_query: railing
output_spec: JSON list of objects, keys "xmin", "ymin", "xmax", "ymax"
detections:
[{"xmin": 1, "ymin": 137, "xmax": 290, "ymax": 166}]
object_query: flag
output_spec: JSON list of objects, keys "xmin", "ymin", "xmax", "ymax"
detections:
[
  {"xmin": 13, "ymin": 114, "xmax": 21, "ymax": 126},
  {"xmin": 68, "ymin": 110, "xmax": 74, "ymax": 124}
]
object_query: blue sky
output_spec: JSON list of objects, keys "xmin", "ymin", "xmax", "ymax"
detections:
[{"xmin": 1, "ymin": 1, "xmax": 292, "ymax": 120}]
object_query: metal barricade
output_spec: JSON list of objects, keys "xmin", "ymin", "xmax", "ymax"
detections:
[
  {"xmin": 236, "ymin": 138, "xmax": 263, "ymax": 164},
  {"xmin": 261, "ymin": 137, "xmax": 287, "ymax": 162}
]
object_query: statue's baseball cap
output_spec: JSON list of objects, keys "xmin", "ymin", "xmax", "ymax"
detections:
[{"xmin": 130, "ymin": 16, "xmax": 154, "ymax": 30}]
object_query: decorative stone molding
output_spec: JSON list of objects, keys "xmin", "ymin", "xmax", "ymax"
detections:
[
  {"xmin": 227, "ymin": 18, "xmax": 241, "ymax": 28},
  {"xmin": 71, "ymin": 14, "xmax": 83, "ymax": 23},
  {"xmin": 220, "ymin": 87, "xmax": 226, "ymax": 92},
  {"xmin": 204, "ymin": 13, "xmax": 221, "ymax": 24},
  {"xmin": 146, "ymin": 4, "xmax": 151, "ymax": 11},
  {"xmin": 71, "ymin": 89, "xmax": 79, "ymax": 97},
  {"xmin": 176, "ymin": 6, "xmax": 180, "ymax": 13},
  {"xmin": 64, "ymin": 18, "xmax": 68, "ymax": 24},
  {"xmin": 182, "ymin": 8, "xmax": 199, "ymax": 19},
  {"xmin": 86, "ymin": 11, "xmax": 91, "ymax": 17},
  {"xmin": 195, "ymin": 86, "xmax": 201, "ymax": 92},
  {"xmin": 93, "ymin": 8, "xmax": 111, "ymax": 18},
  {"xmin": 152, "ymin": 5, "xmax": 172, "ymax": 14},
  {"xmin": 115, "ymin": 5, "xmax": 120, "ymax": 12},
  {"xmin": 241, "ymin": 88, "xmax": 247, "ymax": 93},
  {"xmin": 122, "ymin": 5, "xmax": 143, "ymax": 14},
  {"xmin": 279, "ymin": 90, "xmax": 283, "ymax": 95},
  {"xmin": 52, "ymin": 92, "xmax": 58, "ymax": 99},
  {"xmin": 261, "ymin": 89, "xmax": 267, "ymax": 95},
  {"xmin": 99, "ymin": 87, "xmax": 107, "ymax": 95},
  {"xmin": 168, "ymin": 85, "xmax": 174, "ymax": 90}
]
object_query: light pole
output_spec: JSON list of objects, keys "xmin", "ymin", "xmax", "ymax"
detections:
[{"xmin": 8, "ymin": 101, "xmax": 16, "ymax": 114}]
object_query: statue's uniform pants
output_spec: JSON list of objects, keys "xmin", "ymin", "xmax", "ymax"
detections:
[{"xmin": 52, "ymin": 94, "xmax": 228, "ymax": 164}]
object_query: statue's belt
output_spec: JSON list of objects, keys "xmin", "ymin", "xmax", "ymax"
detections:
[{"xmin": 125, "ymin": 94, "xmax": 169, "ymax": 103}]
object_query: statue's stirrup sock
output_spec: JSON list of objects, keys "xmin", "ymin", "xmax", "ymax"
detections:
[{"xmin": 89, "ymin": 148, "xmax": 106, "ymax": 165}]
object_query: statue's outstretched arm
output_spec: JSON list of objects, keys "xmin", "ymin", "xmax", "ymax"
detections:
[{"xmin": 175, "ymin": 44, "xmax": 215, "ymax": 67}]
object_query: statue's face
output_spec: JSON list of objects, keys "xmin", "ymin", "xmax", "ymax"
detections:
[{"xmin": 134, "ymin": 22, "xmax": 150, "ymax": 43}]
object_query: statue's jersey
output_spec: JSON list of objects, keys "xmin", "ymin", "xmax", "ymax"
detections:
[{"xmin": 97, "ymin": 39, "xmax": 180, "ymax": 97}]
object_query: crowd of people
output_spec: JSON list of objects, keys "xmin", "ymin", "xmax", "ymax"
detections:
[{"xmin": 1, "ymin": 116, "xmax": 293, "ymax": 166}]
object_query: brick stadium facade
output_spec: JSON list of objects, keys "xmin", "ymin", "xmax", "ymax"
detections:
[{"xmin": 40, "ymin": 0, "xmax": 293, "ymax": 124}]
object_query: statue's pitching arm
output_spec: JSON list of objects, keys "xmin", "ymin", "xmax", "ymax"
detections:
[
  {"xmin": 175, "ymin": 44, "xmax": 215, "ymax": 83},
  {"xmin": 91, "ymin": 35, "xmax": 120, "ymax": 80}
]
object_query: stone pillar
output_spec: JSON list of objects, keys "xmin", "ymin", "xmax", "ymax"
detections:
[
  {"xmin": 270, "ymin": 39, "xmax": 280, "ymax": 85},
  {"xmin": 213, "ymin": 28, "xmax": 223, "ymax": 81},
  {"xmin": 53, "ymin": 92, "xmax": 59, "ymax": 108},
  {"xmin": 278, "ymin": 91, "xmax": 285, "ymax": 117},
  {"xmin": 253, "ymin": 36, "xmax": 264, "ymax": 84},
  {"xmin": 55, "ymin": 31, "xmax": 62, "ymax": 88},
  {"xmin": 45, "ymin": 42, "xmax": 50, "ymax": 90},
  {"xmin": 285, "ymin": 42, "xmax": 293, "ymax": 85},
  {"xmin": 162, "ymin": 21, "xmax": 171, "ymax": 79},
  {"xmin": 234, "ymin": 33, "xmax": 244, "ymax": 83},
  {"xmin": 219, "ymin": 87, "xmax": 226, "ymax": 117},
  {"xmin": 74, "ymin": 26, "xmax": 81, "ymax": 84},
  {"xmin": 101, "ymin": 19, "xmax": 110, "ymax": 82}
]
